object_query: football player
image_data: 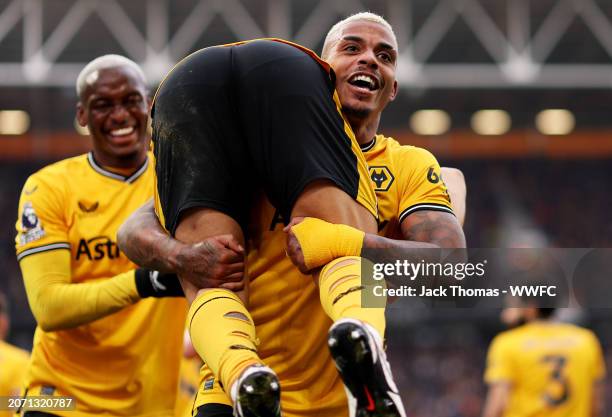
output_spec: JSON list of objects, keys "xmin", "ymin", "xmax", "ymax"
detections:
[
  {"xmin": 13, "ymin": 55, "xmax": 219, "ymax": 417},
  {"xmin": 119, "ymin": 13, "xmax": 465, "ymax": 417},
  {"xmin": 482, "ymin": 297, "xmax": 606, "ymax": 417}
]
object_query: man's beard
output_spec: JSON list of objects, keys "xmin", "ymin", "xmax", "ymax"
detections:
[{"xmin": 342, "ymin": 105, "xmax": 371, "ymax": 120}]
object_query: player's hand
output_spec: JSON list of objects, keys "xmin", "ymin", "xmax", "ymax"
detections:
[
  {"xmin": 174, "ymin": 235, "xmax": 246, "ymax": 291},
  {"xmin": 284, "ymin": 217, "xmax": 310, "ymax": 274},
  {"xmin": 135, "ymin": 268, "xmax": 185, "ymax": 298}
]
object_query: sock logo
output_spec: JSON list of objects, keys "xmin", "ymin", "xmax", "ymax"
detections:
[{"xmin": 203, "ymin": 378, "xmax": 215, "ymax": 390}]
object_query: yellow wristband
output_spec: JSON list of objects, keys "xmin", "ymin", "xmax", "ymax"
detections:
[{"xmin": 290, "ymin": 217, "xmax": 365, "ymax": 271}]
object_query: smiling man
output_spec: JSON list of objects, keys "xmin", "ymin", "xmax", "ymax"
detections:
[
  {"xmin": 119, "ymin": 12, "xmax": 465, "ymax": 417},
  {"xmin": 13, "ymin": 55, "xmax": 191, "ymax": 417},
  {"xmin": 321, "ymin": 16, "xmax": 398, "ymax": 142}
]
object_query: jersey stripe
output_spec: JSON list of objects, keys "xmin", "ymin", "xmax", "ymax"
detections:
[
  {"xmin": 17, "ymin": 242, "xmax": 71, "ymax": 261},
  {"xmin": 87, "ymin": 153, "xmax": 149, "ymax": 183},
  {"xmin": 360, "ymin": 137, "xmax": 377, "ymax": 152},
  {"xmin": 398, "ymin": 203, "xmax": 454, "ymax": 224}
]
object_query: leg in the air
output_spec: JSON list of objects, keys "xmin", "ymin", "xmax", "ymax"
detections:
[
  {"xmin": 176, "ymin": 208, "xmax": 280, "ymax": 417},
  {"xmin": 291, "ymin": 181, "xmax": 406, "ymax": 417}
]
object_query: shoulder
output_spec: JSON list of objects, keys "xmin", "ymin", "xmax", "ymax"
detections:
[
  {"xmin": 489, "ymin": 327, "xmax": 522, "ymax": 352},
  {"xmin": 380, "ymin": 136, "xmax": 438, "ymax": 167},
  {"xmin": 566, "ymin": 324, "xmax": 601, "ymax": 346},
  {"xmin": 26, "ymin": 154, "xmax": 89, "ymax": 186}
]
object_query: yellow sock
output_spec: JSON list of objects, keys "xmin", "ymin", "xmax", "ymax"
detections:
[
  {"xmin": 187, "ymin": 288, "xmax": 260, "ymax": 391},
  {"xmin": 318, "ymin": 256, "xmax": 386, "ymax": 337}
]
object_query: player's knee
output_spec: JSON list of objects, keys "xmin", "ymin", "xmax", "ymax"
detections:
[{"xmin": 176, "ymin": 207, "xmax": 244, "ymax": 244}]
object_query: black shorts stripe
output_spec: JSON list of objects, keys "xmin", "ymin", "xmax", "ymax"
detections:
[
  {"xmin": 398, "ymin": 203, "xmax": 454, "ymax": 224},
  {"xmin": 17, "ymin": 242, "xmax": 71, "ymax": 261}
]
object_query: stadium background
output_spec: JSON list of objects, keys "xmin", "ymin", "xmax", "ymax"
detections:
[{"xmin": 0, "ymin": 0, "xmax": 610, "ymax": 415}]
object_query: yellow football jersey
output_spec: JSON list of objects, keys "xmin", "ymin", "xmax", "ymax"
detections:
[
  {"xmin": 14, "ymin": 152, "xmax": 187, "ymax": 417},
  {"xmin": 485, "ymin": 322, "xmax": 606, "ymax": 417},
  {"xmin": 362, "ymin": 134, "xmax": 453, "ymax": 238},
  {"xmin": 193, "ymin": 135, "xmax": 452, "ymax": 417},
  {"xmin": 0, "ymin": 340, "xmax": 30, "ymax": 417}
]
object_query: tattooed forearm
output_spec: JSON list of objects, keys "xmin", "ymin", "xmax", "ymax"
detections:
[
  {"xmin": 117, "ymin": 200, "xmax": 181, "ymax": 273},
  {"xmin": 401, "ymin": 211, "xmax": 466, "ymax": 248},
  {"xmin": 362, "ymin": 233, "xmax": 437, "ymax": 250},
  {"xmin": 362, "ymin": 210, "xmax": 465, "ymax": 253},
  {"xmin": 358, "ymin": 211, "xmax": 466, "ymax": 267}
]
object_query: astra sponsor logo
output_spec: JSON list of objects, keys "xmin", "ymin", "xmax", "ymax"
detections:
[{"xmin": 76, "ymin": 236, "xmax": 121, "ymax": 261}]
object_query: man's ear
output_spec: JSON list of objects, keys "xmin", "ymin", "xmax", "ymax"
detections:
[
  {"xmin": 76, "ymin": 102, "xmax": 87, "ymax": 127},
  {"xmin": 389, "ymin": 80, "xmax": 398, "ymax": 101}
]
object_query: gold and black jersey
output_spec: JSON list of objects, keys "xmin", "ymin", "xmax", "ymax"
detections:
[
  {"xmin": 15, "ymin": 152, "xmax": 187, "ymax": 417},
  {"xmin": 193, "ymin": 136, "xmax": 454, "ymax": 417},
  {"xmin": 485, "ymin": 322, "xmax": 606, "ymax": 417},
  {"xmin": 361, "ymin": 134, "xmax": 453, "ymax": 238}
]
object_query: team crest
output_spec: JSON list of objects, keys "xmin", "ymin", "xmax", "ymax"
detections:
[
  {"xmin": 19, "ymin": 201, "xmax": 45, "ymax": 245},
  {"xmin": 369, "ymin": 166, "xmax": 394, "ymax": 192}
]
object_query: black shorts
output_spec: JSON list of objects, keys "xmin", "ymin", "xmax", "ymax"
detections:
[
  {"xmin": 153, "ymin": 39, "xmax": 372, "ymax": 234},
  {"xmin": 194, "ymin": 403, "xmax": 233, "ymax": 417}
]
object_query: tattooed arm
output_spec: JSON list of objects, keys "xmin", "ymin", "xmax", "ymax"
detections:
[
  {"xmin": 285, "ymin": 210, "xmax": 465, "ymax": 273},
  {"xmin": 362, "ymin": 210, "xmax": 465, "ymax": 250},
  {"xmin": 285, "ymin": 177, "xmax": 466, "ymax": 273},
  {"xmin": 117, "ymin": 200, "xmax": 181, "ymax": 273},
  {"xmin": 117, "ymin": 200, "xmax": 245, "ymax": 291}
]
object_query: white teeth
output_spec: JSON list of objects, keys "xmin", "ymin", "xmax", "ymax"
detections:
[
  {"xmin": 350, "ymin": 74, "xmax": 376, "ymax": 89},
  {"xmin": 110, "ymin": 127, "xmax": 135, "ymax": 136}
]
